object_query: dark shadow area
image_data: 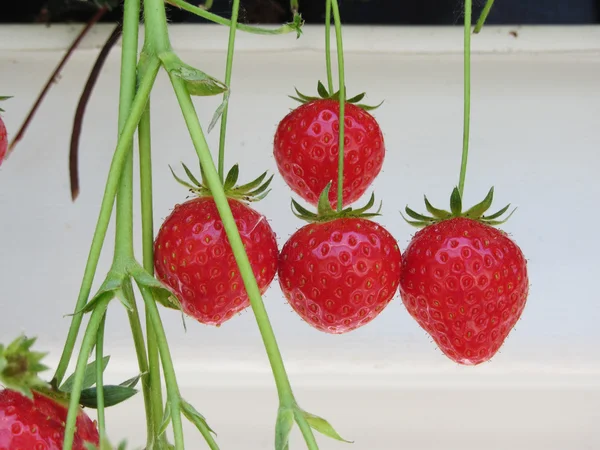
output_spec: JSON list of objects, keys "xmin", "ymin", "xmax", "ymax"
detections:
[{"xmin": 1, "ymin": 0, "xmax": 598, "ymax": 25}]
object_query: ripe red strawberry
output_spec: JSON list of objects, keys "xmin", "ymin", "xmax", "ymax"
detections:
[
  {"xmin": 274, "ymin": 83, "xmax": 385, "ymax": 208},
  {"xmin": 0, "ymin": 389, "xmax": 99, "ymax": 450},
  {"xmin": 278, "ymin": 185, "xmax": 401, "ymax": 333},
  {"xmin": 399, "ymin": 188, "xmax": 529, "ymax": 365},
  {"xmin": 154, "ymin": 164, "xmax": 278, "ymax": 326}
]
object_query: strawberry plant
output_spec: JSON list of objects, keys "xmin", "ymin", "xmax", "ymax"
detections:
[{"xmin": 398, "ymin": 0, "xmax": 529, "ymax": 365}]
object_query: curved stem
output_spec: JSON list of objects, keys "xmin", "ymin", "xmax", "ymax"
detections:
[
  {"xmin": 330, "ymin": 0, "xmax": 346, "ymax": 212},
  {"xmin": 458, "ymin": 0, "xmax": 472, "ymax": 198},
  {"xmin": 474, "ymin": 0, "xmax": 495, "ymax": 34},
  {"xmin": 95, "ymin": 314, "xmax": 107, "ymax": 447},
  {"xmin": 167, "ymin": 0, "xmax": 300, "ymax": 35},
  {"xmin": 138, "ymin": 101, "xmax": 166, "ymax": 444},
  {"xmin": 217, "ymin": 0, "xmax": 241, "ymax": 181},
  {"xmin": 62, "ymin": 298, "xmax": 111, "ymax": 450},
  {"xmin": 140, "ymin": 286, "xmax": 185, "ymax": 450},
  {"xmin": 324, "ymin": 0, "xmax": 333, "ymax": 93},
  {"xmin": 169, "ymin": 76, "xmax": 295, "ymax": 404},
  {"xmin": 52, "ymin": 59, "xmax": 160, "ymax": 386}
]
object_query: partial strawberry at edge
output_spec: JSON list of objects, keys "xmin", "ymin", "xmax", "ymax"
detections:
[
  {"xmin": 399, "ymin": 188, "xmax": 529, "ymax": 365},
  {"xmin": 0, "ymin": 389, "xmax": 99, "ymax": 450},
  {"xmin": 0, "ymin": 96, "xmax": 11, "ymax": 166},
  {"xmin": 274, "ymin": 82, "xmax": 385, "ymax": 208}
]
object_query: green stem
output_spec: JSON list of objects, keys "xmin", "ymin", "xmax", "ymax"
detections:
[
  {"xmin": 330, "ymin": 0, "xmax": 346, "ymax": 212},
  {"xmin": 95, "ymin": 314, "xmax": 107, "ymax": 447},
  {"xmin": 474, "ymin": 0, "xmax": 495, "ymax": 34},
  {"xmin": 217, "ymin": 0, "xmax": 241, "ymax": 181},
  {"xmin": 168, "ymin": 0, "xmax": 300, "ymax": 35},
  {"xmin": 169, "ymin": 76, "xmax": 295, "ymax": 404},
  {"xmin": 140, "ymin": 286, "xmax": 185, "ymax": 450},
  {"xmin": 324, "ymin": 0, "xmax": 333, "ymax": 93},
  {"xmin": 458, "ymin": 0, "xmax": 472, "ymax": 198},
  {"xmin": 52, "ymin": 57, "xmax": 160, "ymax": 386},
  {"xmin": 62, "ymin": 297, "xmax": 111, "ymax": 450},
  {"xmin": 290, "ymin": 0, "xmax": 299, "ymax": 12},
  {"xmin": 144, "ymin": 0, "xmax": 172, "ymax": 53},
  {"xmin": 138, "ymin": 101, "xmax": 165, "ymax": 443},
  {"xmin": 295, "ymin": 412, "xmax": 320, "ymax": 450}
]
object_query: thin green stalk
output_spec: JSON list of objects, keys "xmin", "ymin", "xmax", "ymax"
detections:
[
  {"xmin": 290, "ymin": 0, "xmax": 299, "ymax": 12},
  {"xmin": 458, "ymin": 0, "xmax": 472, "ymax": 198},
  {"xmin": 295, "ymin": 412, "xmax": 320, "ymax": 450},
  {"xmin": 330, "ymin": 0, "xmax": 346, "ymax": 212},
  {"xmin": 62, "ymin": 298, "xmax": 111, "ymax": 450},
  {"xmin": 138, "ymin": 102, "xmax": 165, "ymax": 442},
  {"xmin": 52, "ymin": 58, "xmax": 160, "ymax": 386},
  {"xmin": 168, "ymin": 0, "xmax": 299, "ymax": 35},
  {"xmin": 140, "ymin": 286, "xmax": 185, "ymax": 450},
  {"xmin": 169, "ymin": 75, "xmax": 295, "ymax": 404},
  {"xmin": 217, "ymin": 0, "xmax": 241, "ymax": 181},
  {"xmin": 95, "ymin": 314, "xmax": 107, "ymax": 447},
  {"xmin": 144, "ymin": 0, "xmax": 172, "ymax": 53},
  {"xmin": 474, "ymin": 0, "xmax": 495, "ymax": 34},
  {"xmin": 324, "ymin": 0, "xmax": 333, "ymax": 93}
]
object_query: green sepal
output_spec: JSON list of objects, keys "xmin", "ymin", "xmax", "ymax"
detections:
[
  {"xmin": 291, "ymin": 182, "xmax": 382, "ymax": 224},
  {"xmin": 181, "ymin": 398, "xmax": 217, "ymax": 436},
  {"xmin": 299, "ymin": 410, "xmax": 352, "ymax": 443},
  {"xmin": 275, "ymin": 407, "xmax": 295, "ymax": 450},
  {"xmin": 463, "ymin": 187, "xmax": 494, "ymax": 218},
  {"xmin": 290, "ymin": 81, "xmax": 383, "ymax": 111},
  {"xmin": 0, "ymin": 96, "xmax": 12, "ymax": 113},
  {"xmin": 79, "ymin": 384, "xmax": 138, "ymax": 409},
  {"xmin": 0, "ymin": 336, "xmax": 49, "ymax": 398},
  {"xmin": 402, "ymin": 186, "xmax": 516, "ymax": 228},
  {"xmin": 170, "ymin": 163, "xmax": 273, "ymax": 204},
  {"xmin": 60, "ymin": 356, "xmax": 110, "ymax": 393}
]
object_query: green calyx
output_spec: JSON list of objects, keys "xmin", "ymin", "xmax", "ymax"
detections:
[
  {"xmin": 0, "ymin": 335, "xmax": 49, "ymax": 398},
  {"xmin": 170, "ymin": 162, "xmax": 273, "ymax": 203},
  {"xmin": 401, "ymin": 186, "xmax": 516, "ymax": 228},
  {"xmin": 289, "ymin": 81, "xmax": 383, "ymax": 111},
  {"xmin": 0, "ymin": 96, "xmax": 11, "ymax": 113},
  {"xmin": 292, "ymin": 182, "xmax": 381, "ymax": 223}
]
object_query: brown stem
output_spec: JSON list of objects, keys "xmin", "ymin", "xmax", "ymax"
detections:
[
  {"xmin": 6, "ymin": 6, "xmax": 108, "ymax": 157},
  {"xmin": 70, "ymin": 23, "xmax": 123, "ymax": 201}
]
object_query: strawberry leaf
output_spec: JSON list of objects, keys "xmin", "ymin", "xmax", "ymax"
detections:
[
  {"xmin": 181, "ymin": 398, "xmax": 217, "ymax": 436},
  {"xmin": 482, "ymin": 203, "xmax": 512, "ymax": 221},
  {"xmin": 181, "ymin": 163, "xmax": 203, "ymax": 187},
  {"xmin": 207, "ymin": 92, "xmax": 230, "ymax": 133},
  {"xmin": 130, "ymin": 265, "xmax": 181, "ymax": 311},
  {"xmin": 275, "ymin": 407, "xmax": 295, "ymax": 450},
  {"xmin": 161, "ymin": 54, "xmax": 228, "ymax": 97},
  {"xmin": 159, "ymin": 403, "xmax": 172, "ymax": 436},
  {"xmin": 119, "ymin": 373, "xmax": 144, "ymax": 389},
  {"xmin": 300, "ymin": 410, "xmax": 352, "ymax": 443},
  {"xmin": 346, "ymin": 92, "xmax": 365, "ymax": 103},
  {"xmin": 79, "ymin": 384, "xmax": 138, "ymax": 408},
  {"xmin": 317, "ymin": 81, "xmax": 330, "ymax": 98},
  {"xmin": 404, "ymin": 206, "xmax": 435, "ymax": 223},
  {"xmin": 224, "ymin": 164, "xmax": 240, "ymax": 191},
  {"xmin": 60, "ymin": 356, "xmax": 110, "ymax": 393},
  {"xmin": 424, "ymin": 196, "xmax": 451, "ymax": 219}
]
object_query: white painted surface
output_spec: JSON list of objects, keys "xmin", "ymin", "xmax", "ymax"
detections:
[{"xmin": 0, "ymin": 24, "xmax": 599, "ymax": 449}]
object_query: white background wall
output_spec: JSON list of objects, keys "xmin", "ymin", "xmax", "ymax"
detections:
[{"xmin": 0, "ymin": 24, "xmax": 599, "ymax": 449}]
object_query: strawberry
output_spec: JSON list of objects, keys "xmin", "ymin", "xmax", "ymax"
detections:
[
  {"xmin": 154, "ymin": 164, "xmax": 279, "ymax": 326},
  {"xmin": 399, "ymin": 188, "xmax": 529, "ymax": 365},
  {"xmin": 0, "ymin": 96, "xmax": 10, "ymax": 166},
  {"xmin": 278, "ymin": 184, "xmax": 401, "ymax": 333},
  {"xmin": 274, "ymin": 82, "xmax": 384, "ymax": 208},
  {"xmin": 0, "ymin": 389, "xmax": 100, "ymax": 450},
  {"xmin": 0, "ymin": 336, "xmax": 99, "ymax": 449}
]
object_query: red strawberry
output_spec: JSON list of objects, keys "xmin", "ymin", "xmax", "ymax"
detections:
[
  {"xmin": 154, "ymin": 164, "xmax": 279, "ymax": 326},
  {"xmin": 0, "ymin": 96, "xmax": 9, "ymax": 166},
  {"xmin": 0, "ymin": 389, "xmax": 99, "ymax": 450},
  {"xmin": 399, "ymin": 188, "xmax": 529, "ymax": 365},
  {"xmin": 274, "ymin": 83, "xmax": 384, "ymax": 208},
  {"xmin": 278, "ymin": 185, "xmax": 401, "ymax": 333}
]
